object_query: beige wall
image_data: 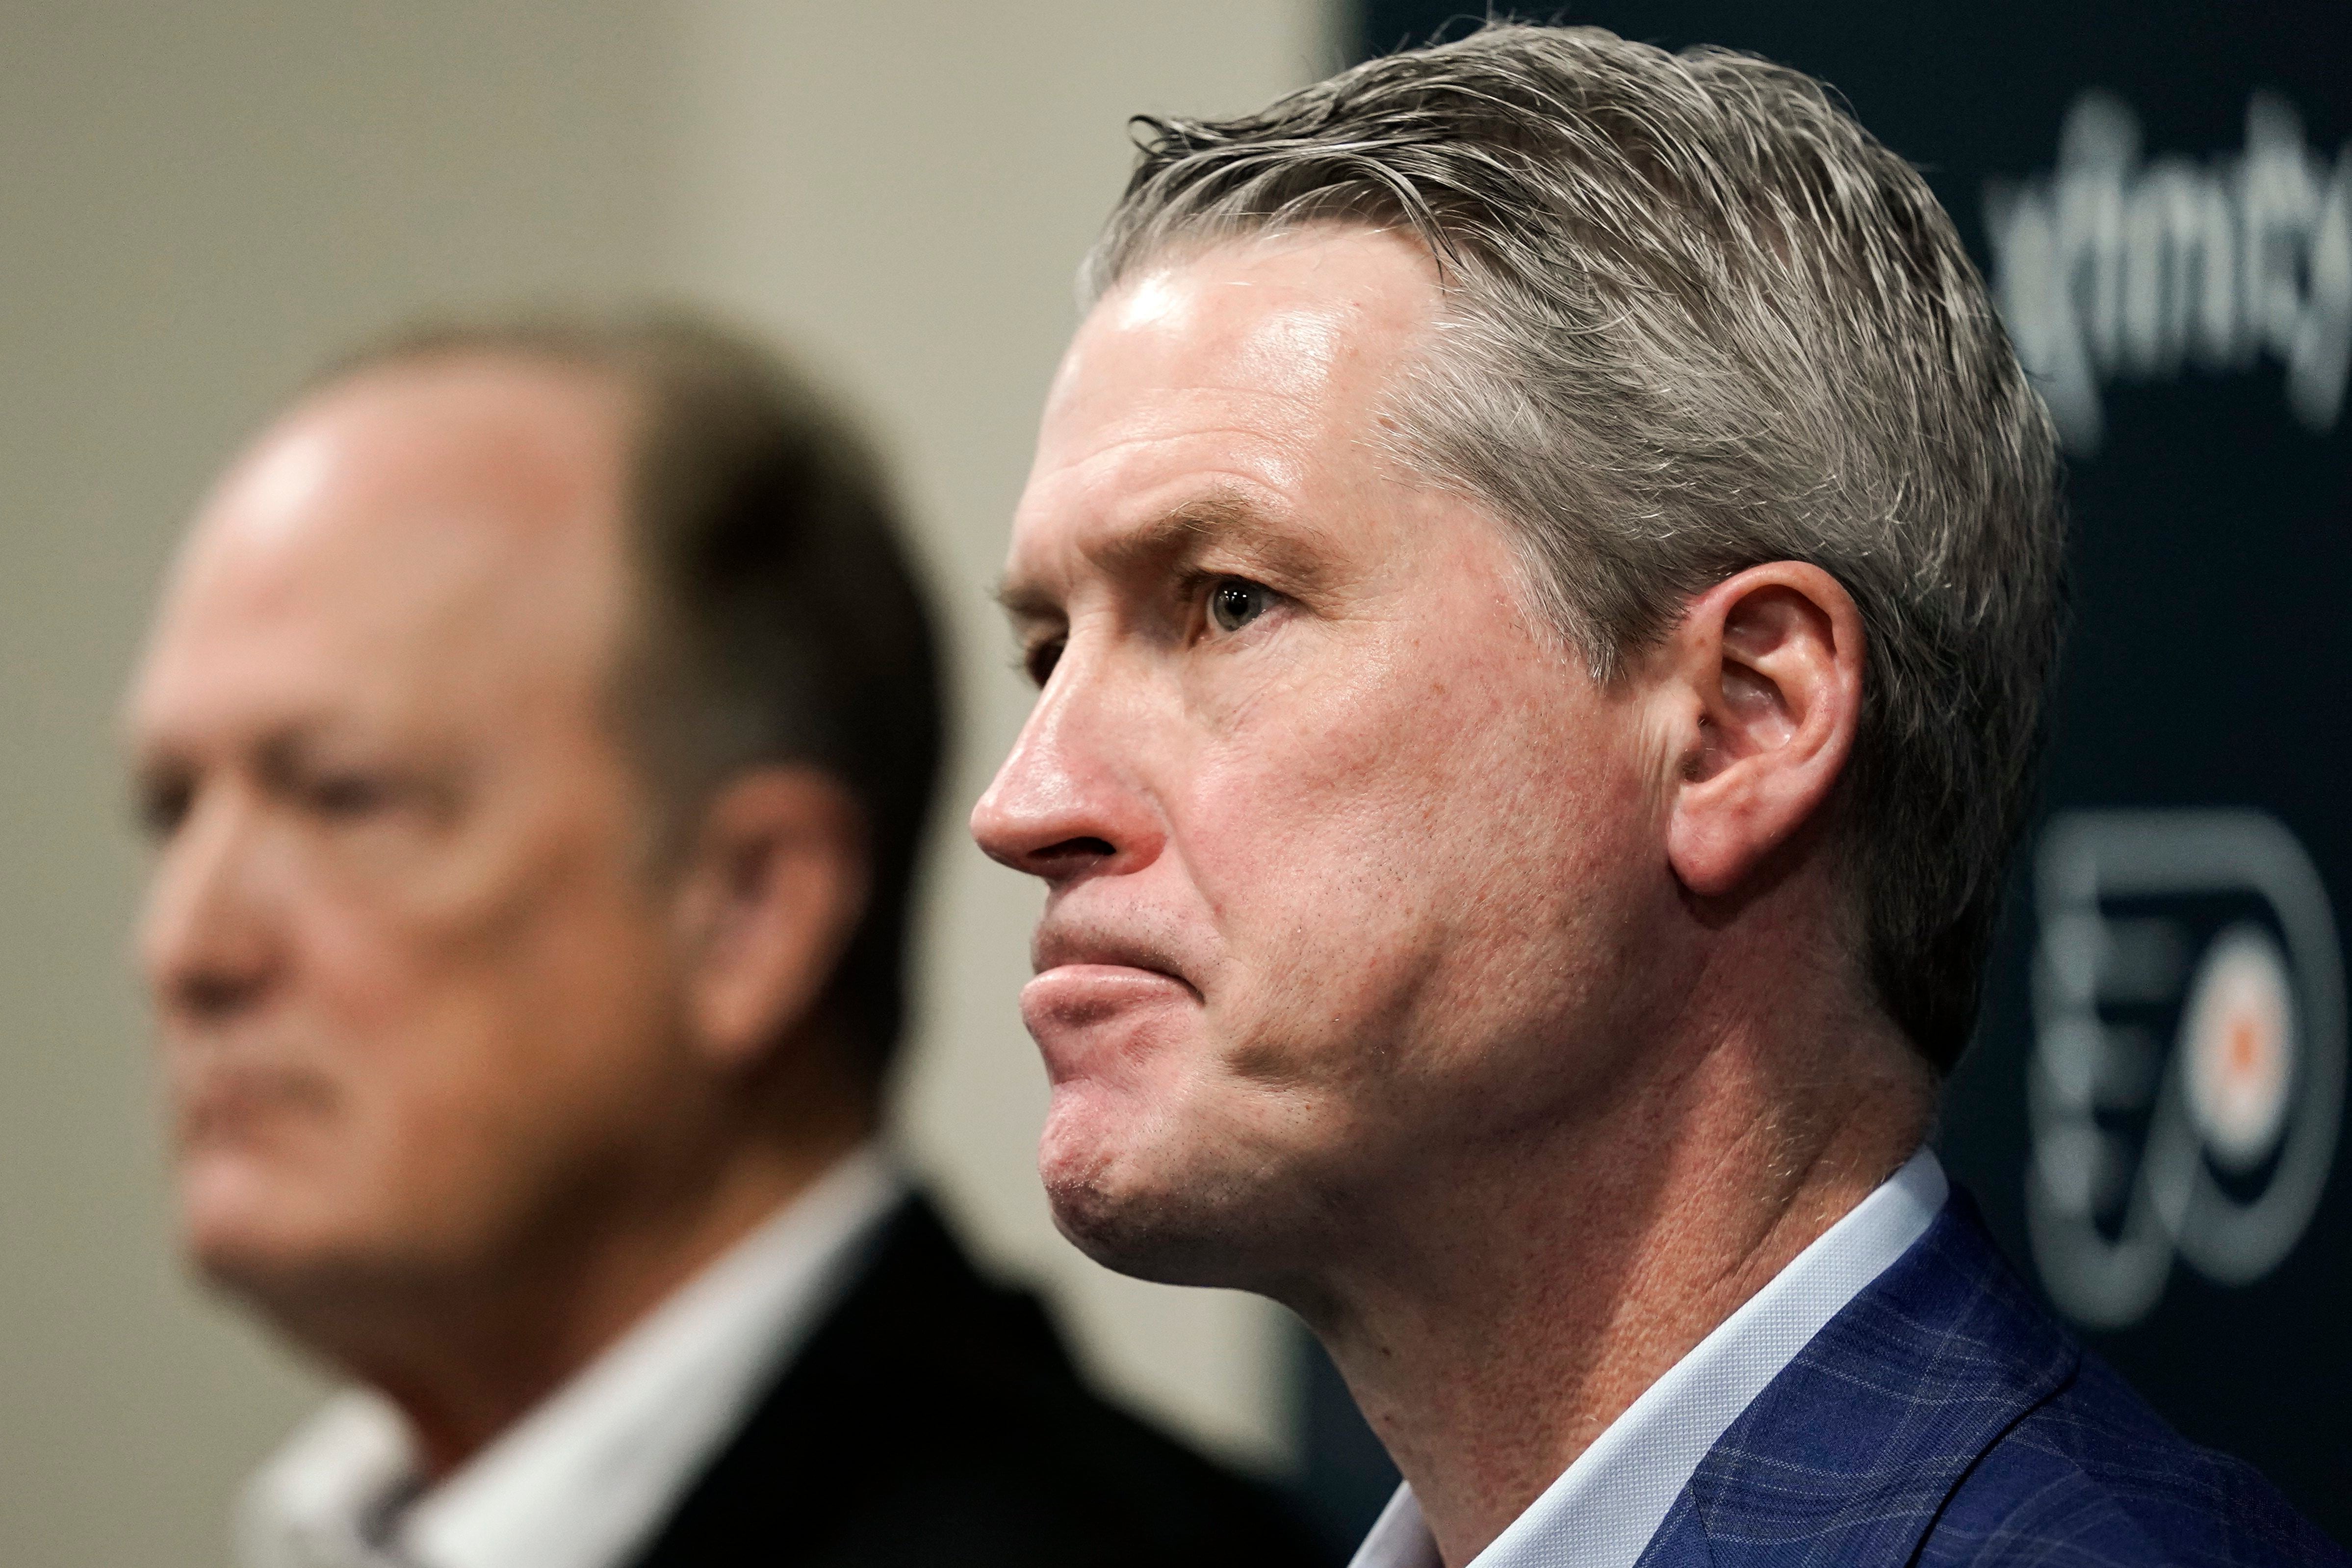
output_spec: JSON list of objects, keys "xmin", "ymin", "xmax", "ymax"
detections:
[
  {"xmin": 665, "ymin": 0, "xmax": 1332, "ymax": 1473},
  {"xmin": 0, "ymin": 5, "xmax": 1327, "ymax": 1565}
]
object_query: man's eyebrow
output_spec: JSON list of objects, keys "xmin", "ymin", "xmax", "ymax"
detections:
[
  {"xmin": 993, "ymin": 576, "xmax": 1060, "ymax": 625},
  {"xmin": 994, "ymin": 488, "xmax": 1329, "ymax": 621}
]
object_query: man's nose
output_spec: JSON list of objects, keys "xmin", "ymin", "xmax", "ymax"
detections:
[
  {"xmin": 138, "ymin": 790, "xmax": 283, "ymax": 1028},
  {"xmin": 970, "ymin": 658, "xmax": 1160, "ymax": 883}
]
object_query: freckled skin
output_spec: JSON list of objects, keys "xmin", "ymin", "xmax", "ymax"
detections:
[{"xmin": 975, "ymin": 229, "xmax": 1690, "ymax": 1289}]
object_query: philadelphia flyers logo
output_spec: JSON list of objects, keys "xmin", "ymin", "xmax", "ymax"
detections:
[{"xmin": 2025, "ymin": 810, "xmax": 2345, "ymax": 1328}]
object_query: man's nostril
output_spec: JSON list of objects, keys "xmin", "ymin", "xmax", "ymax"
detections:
[
  {"xmin": 1037, "ymin": 836, "xmax": 1115, "ymax": 863},
  {"xmin": 180, "ymin": 971, "xmax": 260, "ymax": 1021}
]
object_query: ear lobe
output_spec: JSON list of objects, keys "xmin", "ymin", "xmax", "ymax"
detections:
[
  {"xmin": 1664, "ymin": 563, "xmax": 1863, "ymax": 899},
  {"xmin": 672, "ymin": 767, "xmax": 869, "ymax": 1071}
]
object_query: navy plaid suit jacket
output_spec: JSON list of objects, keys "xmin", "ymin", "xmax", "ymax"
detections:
[{"xmin": 1632, "ymin": 1190, "xmax": 2344, "ymax": 1568}]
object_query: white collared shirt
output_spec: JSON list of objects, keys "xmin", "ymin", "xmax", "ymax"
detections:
[
  {"xmin": 1350, "ymin": 1148, "xmax": 1949, "ymax": 1568},
  {"xmin": 237, "ymin": 1146, "xmax": 906, "ymax": 1568}
]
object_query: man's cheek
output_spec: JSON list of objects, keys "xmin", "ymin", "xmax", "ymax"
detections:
[
  {"xmin": 296, "ymin": 897, "xmax": 456, "ymax": 1047},
  {"xmin": 1222, "ymin": 905, "xmax": 1431, "ymax": 1068}
]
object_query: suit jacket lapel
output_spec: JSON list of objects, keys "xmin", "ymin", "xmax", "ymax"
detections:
[
  {"xmin": 1636, "ymin": 1192, "xmax": 2080, "ymax": 1568},
  {"xmin": 628, "ymin": 1194, "xmax": 1073, "ymax": 1567}
]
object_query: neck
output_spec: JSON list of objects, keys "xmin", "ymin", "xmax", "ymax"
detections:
[
  {"xmin": 1298, "ymin": 1007, "xmax": 1931, "ymax": 1568},
  {"xmin": 290, "ymin": 1111, "xmax": 869, "ymax": 1483}
]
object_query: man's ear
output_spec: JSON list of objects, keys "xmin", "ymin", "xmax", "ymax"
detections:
[
  {"xmin": 669, "ymin": 765, "xmax": 869, "ymax": 1072},
  {"xmin": 1662, "ymin": 562, "xmax": 1864, "ymax": 900}
]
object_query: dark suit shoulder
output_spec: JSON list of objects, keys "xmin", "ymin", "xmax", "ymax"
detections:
[
  {"xmin": 633, "ymin": 1194, "xmax": 1333, "ymax": 1568},
  {"xmin": 1660, "ymin": 1189, "xmax": 2342, "ymax": 1568},
  {"xmin": 1926, "ymin": 1353, "xmax": 2346, "ymax": 1568}
]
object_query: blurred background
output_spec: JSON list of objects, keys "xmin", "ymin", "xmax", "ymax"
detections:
[
  {"xmin": 0, "ymin": 5, "xmax": 1332, "ymax": 1564},
  {"xmin": 2, "ymin": 4, "xmax": 2344, "ymax": 1565}
]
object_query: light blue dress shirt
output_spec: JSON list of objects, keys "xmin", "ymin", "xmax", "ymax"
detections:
[{"xmin": 1349, "ymin": 1148, "xmax": 1949, "ymax": 1568}]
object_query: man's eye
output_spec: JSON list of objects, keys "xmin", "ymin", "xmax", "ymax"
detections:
[
  {"xmin": 1207, "ymin": 578, "xmax": 1274, "ymax": 634},
  {"xmin": 1023, "ymin": 637, "xmax": 1065, "ymax": 688},
  {"xmin": 136, "ymin": 776, "xmax": 194, "ymax": 842},
  {"xmin": 306, "ymin": 773, "xmax": 394, "ymax": 819}
]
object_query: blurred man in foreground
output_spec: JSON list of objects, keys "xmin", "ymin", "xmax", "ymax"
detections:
[
  {"xmin": 129, "ymin": 314, "xmax": 1322, "ymax": 1568},
  {"xmin": 973, "ymin": 25, "xmax": 2342, "ymax": 1568}
]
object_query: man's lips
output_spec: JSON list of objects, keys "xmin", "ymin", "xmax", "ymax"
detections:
[
  {"xmin": 1022, "ymin": 917, "xmax": 1207, "ymax": 1085},
  {"xmin": 1028, "ymin": 922, "xmax": 1201, "ymax": 995},
  {"xmin": 170, "ymin": 1058, "xmax": 335, "ymax": 1144},
  {"xmin": 1023, "ymin": 961, "xmax": 1196, "ymax": 1024},
  {"xmin": 1019, "ymin": 941, "xmax": 1202, "ymax": 1082}
]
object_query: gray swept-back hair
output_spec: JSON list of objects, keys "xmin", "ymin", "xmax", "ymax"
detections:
[{"xmin": 1084, "ymin": 23, "xmax": 2066, "ymax": 1074}]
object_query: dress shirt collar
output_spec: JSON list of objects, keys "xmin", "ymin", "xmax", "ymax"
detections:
[
  {"xmin": 1349, "ymin": 1147, "xmax": 1948, "ymax": 1568},
  {"xmin": 238, "ymin": 1144, "xmax": 905, "ymax": 1568}
]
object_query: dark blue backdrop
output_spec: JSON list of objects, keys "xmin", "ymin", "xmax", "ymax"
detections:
[{"xmin": 1294, "ymin": 3, "xmax": 2352, "ymax": 1551}]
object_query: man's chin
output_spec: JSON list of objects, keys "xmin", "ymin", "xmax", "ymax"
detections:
[
  {"xmin": 178, "ymin": 1157, "xmax": 396, "ymax": 1327},
  {"xmin": 182, "ymin": 1200, "xmax": 344, "ymax": 1309},
  {"xmin": 1036, "ymin": 1094, "xmax": 1271, "ymax": 1289}
]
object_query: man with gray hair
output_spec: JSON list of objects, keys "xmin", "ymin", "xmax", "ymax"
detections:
[{"xmin": 974, "ymin": 24, "xmax": 2340, "ymax": 1567}]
